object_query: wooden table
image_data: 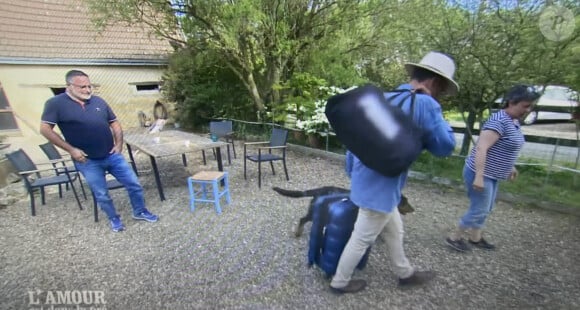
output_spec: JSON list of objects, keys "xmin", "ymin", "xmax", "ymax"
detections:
[{"xmin": 124, "ymin": 129, "xmax": 228, "ymax": 201}]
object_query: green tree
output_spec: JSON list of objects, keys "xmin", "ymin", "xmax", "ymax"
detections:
[
  {"xmin": 162, "ymin": 49, "xmax": 254, "ymax": 128},
  {"xmin": 433, "ymin": 0, "xmax": 579, "ymax": 154},
  {"xmin": 88, "ymin": 0, "xmax": 393, "ymax": 120}
]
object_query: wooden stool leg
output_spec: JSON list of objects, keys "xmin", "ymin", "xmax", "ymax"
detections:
[
  {"xmin": 212, "ymin": 180, "xmax": 221, "ymax": 214},
  {"xmin": 224, "ymin": 173, "xmax": 231, "ymax": 205},
  {"xmin": 201, "ymin": 183, "xmax": 207, "ymax": 199},
  {"xmin": 188, "ymin": 177, "xmax": 196, "ymax": 212}
]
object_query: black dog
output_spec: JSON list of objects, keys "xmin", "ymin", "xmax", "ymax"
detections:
[{"xmin": 273, "ymin": 186, "xmax": 414, "ymax": 237}]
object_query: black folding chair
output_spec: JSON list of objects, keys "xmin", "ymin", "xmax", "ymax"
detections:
[
  {"xmin": 38, "ymin": 142, "xmax": 129, "ymax": 222},
  {"xmin": 39, "ymin": 142, "xmax": 87, "ymax": 198},
  {"xmin": 5, "ymin": 149, "xmax": 84, "ymax": 216},
  {"xmin": 243, "ymin": 128, "xmax": 290, "ymax": 188}
]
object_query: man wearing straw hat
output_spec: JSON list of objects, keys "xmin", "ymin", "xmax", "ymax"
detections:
[{"xmin": 330, "ymin": 52, "xmax": 459, "ymax": 294}]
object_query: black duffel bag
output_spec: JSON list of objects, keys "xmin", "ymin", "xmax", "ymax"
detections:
[{"xmin": 325, "ymin": 84, "xmax": 425, "ymax": 177}]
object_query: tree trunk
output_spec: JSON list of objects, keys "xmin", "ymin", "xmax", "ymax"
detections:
[
  {"xmin": 269, "ymin": 64, "xmax": 282, "ymax": 105},
  {"xmin": 460, "ymin": 110, "xmax": 477, "ymax": 156},
  {"xmin": 246, "ymin": 72, "xmax": 265, "ymax": 114},
  {"xmin": 225, "ymin": 60, "xmax": 265, "ymax": 116},
  {"xmin": 307, "ymin": 134, "xmax": 322, "ymax": 148},
  {"xmin": 575, "ymin": 120, "xmax": 579, "ymax": 169}
]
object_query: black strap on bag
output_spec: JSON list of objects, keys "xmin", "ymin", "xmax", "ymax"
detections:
[
  {"xmin": 325, "ymin": 84, "xmax": 424, "ymax": 177},
  {"xmin": 386, "ymin": 89, "xmax": 417, "ymax": 122}
]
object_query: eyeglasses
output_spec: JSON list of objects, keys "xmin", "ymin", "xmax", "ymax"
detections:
[{"xmin": 69, "ymin": 84, "xmax": 93, "ymax": 90}]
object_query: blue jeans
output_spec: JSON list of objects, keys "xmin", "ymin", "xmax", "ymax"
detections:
[
  {"xmin": 459, "ymin": 165, "xmax": 499, "ymax": 229},
  {"xmin": 74, "ymin": 153, "xmax": 145, "ymax": 220}
]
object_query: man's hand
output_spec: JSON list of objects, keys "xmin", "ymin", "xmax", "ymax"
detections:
[
  {"xmin": 70, "ymin": 148, "xmax": 88, "ymax": 163},
  {"xmin": 110, "ymin": 144, "xmax": 123, "ymax": 154}
]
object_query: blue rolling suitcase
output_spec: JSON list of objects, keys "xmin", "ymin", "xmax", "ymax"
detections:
[{"xmin": 308, "ymin": 195, "xmax": 370, "ymax": 277}]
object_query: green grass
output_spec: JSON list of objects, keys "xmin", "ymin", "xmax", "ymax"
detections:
[
  {"xmin": 411, "ymin": 152, "xmax": 580, "ymax": 208},
  {"xmin": 234, "ymin": 121, "xmax": 580, "ymax": 208},
  {"xmin": 443, "ymin": 109, "xmax": 490, "ymax": 123}
]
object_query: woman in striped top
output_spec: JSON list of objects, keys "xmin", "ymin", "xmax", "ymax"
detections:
[{"xmin": 446, "ymin": 85, "xmax": 541, "ymax": 252}]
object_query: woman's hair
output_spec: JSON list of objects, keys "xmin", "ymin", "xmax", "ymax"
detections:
[{"xmin": 503, "ymin": 84, "xmax": 542, "ymax": 107}]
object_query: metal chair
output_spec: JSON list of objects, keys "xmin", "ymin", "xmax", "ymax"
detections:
[
  {"xmin": 39, "ymin": 142, "xmax": 87, "ymax": 198},
  {"xmin": 5, "ymin": 149, "xmax": 84, "ymax": 216},
  {"xmin": 38, "ymin": 142, "xmax": 129, "ymax": 222},
  {"xmin": 243, "ymin": 128, "xmax": 289, "ymax": 188},
  {"xmin": 202, "ymin": 120, "xmax": 236, "ymax": 165}
]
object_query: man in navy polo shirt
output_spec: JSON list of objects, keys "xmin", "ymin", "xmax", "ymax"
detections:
[{"xmin": 40, "ymin": 70, "xmax": 158, "ymax": 232}]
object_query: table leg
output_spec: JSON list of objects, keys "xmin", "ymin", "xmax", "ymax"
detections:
[
  {"xmin": 215, "ymin": 147, "xmax": 224, "ymax": 172},
  {"xmin": 126, "ymin": 143, "xmax": 139, "ymax": 176},
  {"xmin": 149, "ymin": 155, "xmax": 165, "ymax": 201},
  {"xmin": 215, "ymin": 147, "xmax": 225, "ymax": 186}
]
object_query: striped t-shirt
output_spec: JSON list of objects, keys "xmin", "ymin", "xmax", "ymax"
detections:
[{"xmin": 466, "ymin": 110, "xmax": 524, "ymax": 180}]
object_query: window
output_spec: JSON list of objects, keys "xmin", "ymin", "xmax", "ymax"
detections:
[
  {"xmin": 51, "ymin": 87, "xmax": 66, "ymax": 95},
  {"xmin": 0, "ymin": 83, "xmax": 19, "ymax": 131},
  {"xmin": 136, "ymin": 84, "xmax": 159, "ymax": 91},
  {"xmin": 131, "ymin": 82, "xmax": 161, "ymax": 94}
]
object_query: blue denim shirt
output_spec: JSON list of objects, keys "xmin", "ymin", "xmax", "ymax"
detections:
[{"xmin": 346, "ymin": 84, "xmax": 456, "ymax": 213}]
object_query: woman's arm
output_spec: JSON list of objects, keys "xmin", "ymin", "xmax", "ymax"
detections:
[{"xmin": 472, "ymin": 130, "xmax": 500, "ymax": 190}]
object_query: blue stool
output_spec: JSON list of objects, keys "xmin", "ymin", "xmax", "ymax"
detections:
[{"xmin": 187, "ymin": 171, "xmax": 231, "ymax": 214}]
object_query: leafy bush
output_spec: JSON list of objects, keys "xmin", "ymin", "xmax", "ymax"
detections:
[
  {"xmin": 295, "ymin": 85, "xmax": 355, "ymax": 136},
  {"xmin": 162, "ymin": 49, "xmax": 253, "ymax": 130},
  {"xmin": 274, "ymin": 73, "xmax": 328, "ymax": 127}
]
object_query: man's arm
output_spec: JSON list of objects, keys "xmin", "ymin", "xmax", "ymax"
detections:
[
  {"xmin": 424, "ymin": 121, "xmax": 456, "ymax": 157},
  {"xmin": 420, "ymin": 100, "xmax": 456, "ymax": 157},
  {"xmin": 39, "ymin": 122, "xmax": 87, "ymax": 162},
  {"xmin": 345, "ymin": 150, "xmax": 354, "ymax": 178},
  {"xmin": 109, "ymin": 120, "xmax": 124, "ymax": 154}
]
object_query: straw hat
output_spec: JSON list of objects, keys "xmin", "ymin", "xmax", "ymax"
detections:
[{"xmin": 404, "ymin": 52, "xmax": 459, "ymax": 95}]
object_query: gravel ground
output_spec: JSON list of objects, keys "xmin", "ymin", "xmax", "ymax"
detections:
[{"xmin": 1, "ymin": 146, "xmax": 579, "ymax": 310}]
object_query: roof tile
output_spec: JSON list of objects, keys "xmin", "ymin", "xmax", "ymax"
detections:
[{"xmin": 0, "ymin": 0, "xmax": 173, "ymax": 62}]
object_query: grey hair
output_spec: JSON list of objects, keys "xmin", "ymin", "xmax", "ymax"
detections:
[{"xmin": 65, "ymin": 70, "xmax": 88, "ymax": 84}]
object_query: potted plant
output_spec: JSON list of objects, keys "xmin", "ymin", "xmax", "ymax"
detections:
[
  {"xmin": 295, "ymin": 85, "xmax": 356, "ymax": 148},
  {"xmin": 296, "ymin": 99, "xmax": 329, "ymax": 148}
]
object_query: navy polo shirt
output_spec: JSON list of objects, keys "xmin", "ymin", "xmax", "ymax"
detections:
[{"xmin": 41, "ymin": 93, "xmax": 116, "ymax": 159}]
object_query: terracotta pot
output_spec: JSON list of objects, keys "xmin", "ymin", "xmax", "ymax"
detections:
[
  {"xmin": 307, "ymin": 134, "xmax": 322, "ymax": 148},
  {"xmin": 292, "ymin": 130, "xmax": 305, "ymax": 141}
]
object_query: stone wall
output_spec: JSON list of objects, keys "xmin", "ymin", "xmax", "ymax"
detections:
[{"xmin": 0, "ymin": 158, "xmax": 16, "ymax": 187}]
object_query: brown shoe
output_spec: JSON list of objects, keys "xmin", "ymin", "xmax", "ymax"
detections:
[
  {"xmin": 330, "ymin": 279, "xmax": 367, "ymax": 294},
  {"xmin": 398, "ymin": 271, "xmax": 435, "ymax": 288},
  {"xmin": 398, "ymin": 195, "xmax": 415, "ymax": 215},
  {"xmin": 294, "ymin": 222, "xmax": 304, "ymax": 237}
]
